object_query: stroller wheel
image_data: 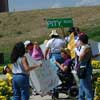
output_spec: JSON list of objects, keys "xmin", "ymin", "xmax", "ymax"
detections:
[
  {"xmin": 52, "ymin": 95, "xmax": 58, "ymax": 100},
  {"xmin": 68, "ymin": 86, "xmax": 78, "ymax": 99},
  {"xmin": 52, "ymin": 92, "xmax": 59, "ymax": 100}
]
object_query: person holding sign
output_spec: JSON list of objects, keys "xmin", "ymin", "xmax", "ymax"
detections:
[
  {"xmin": 55, "ymin": 48, "xmax": 72, "ymax": 73},
  {"xmin": 24, "ymin": 40, "xmax": 44, "ymax": 60},
  {"xmin": 65, "ymin": 27, "xmax": 85, "ymax": 46},
  {"xmin": 11, "ymin": 42, "xmax": 41, "ymax": 100},
  {"xmin": 65, "ymin": 27, "xmax": 79, "ymax": 45},
  {"xmin": 66, "ymin": 27, "xmax": 83, "ymax": 59},
  {"xmin": 55, "ymin": 48, "xmax": 73, "ymax": 84},
  {"xmin": 53, "ymin": 48, "xmax": 74, "ymax": 99},
  {"xmin": 32, "ymin": 41, "xmax": 44, "ymax": 60}
]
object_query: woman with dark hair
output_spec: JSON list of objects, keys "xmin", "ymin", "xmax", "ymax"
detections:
[
  {"xmin": 77, "ymin": 34, "xmax": 93, "ymax": 100},
  {"xmin": 65, "ymin": 27, "xmax": 85, "ymax": 45},
  {"xmin": 65, "ymin": 27, "xmax": 79, "ymax": 44},
  {"xmin": 11, "ymin": 42, "xmax": 41, "ymax": 100}
]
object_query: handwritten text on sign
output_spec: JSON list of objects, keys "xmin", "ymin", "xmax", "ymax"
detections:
[{"xmin": 25, "ymin": 53, "xmax": 61, "ymax": 96}]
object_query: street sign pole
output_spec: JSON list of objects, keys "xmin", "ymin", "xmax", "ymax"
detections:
[{"xmin": 61, "ymin": 28, "xmax": 65, "ymax": 37}]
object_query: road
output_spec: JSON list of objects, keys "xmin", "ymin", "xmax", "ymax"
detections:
[{"xmin": 29, "ymin": 93, "xmax": 76, "ymax": 100}]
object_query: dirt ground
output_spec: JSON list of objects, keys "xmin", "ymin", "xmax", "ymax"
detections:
[{"xmin": 29, "ymin": 93, "xmax": 77, "ymax": 100}]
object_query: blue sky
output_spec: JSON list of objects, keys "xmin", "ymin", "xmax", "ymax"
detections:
[{"xmin": 9, "ymin": 0, "xmax": 100, "ymax": 12}]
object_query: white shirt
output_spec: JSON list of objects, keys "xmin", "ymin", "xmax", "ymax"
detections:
[
  {"xmin": 65, "ymin": 35, "xmax": 79, "ymax": 44},
  {"xmin": 80, "ymin": 44, "xmax": 90, "ymax": 55},
  {"xmin": 46, "ymin": 38, "xmax": 65, "ymax": 53},
  {"xmin": 12, "ymin": 57, "xmax": 29, "ymax": 75},
  {"xmin": 75, "ymin": 44, "xmax": 90, "ymax": 56}
]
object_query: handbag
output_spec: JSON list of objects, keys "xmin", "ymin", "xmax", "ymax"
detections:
[
  {"xmin": 77, "ymin": 56, "xmax": 91, "ymax": 79},
  {"xmin": 77, "ymin": 65, "xmax": 87, "ymax": 79}
]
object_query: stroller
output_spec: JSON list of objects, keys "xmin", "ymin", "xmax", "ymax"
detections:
[{"xmin": 51, "ymin": 60, "xmax": 78, "ymax": 100}]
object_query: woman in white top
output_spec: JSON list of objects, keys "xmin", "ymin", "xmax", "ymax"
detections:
[
  {"xmin": 11, "ymin": 42, "xmax": 41, "ymax": 100},
  {"xmin": 77, "ymin": 35, "xmax": 93, "ymax": 100}
]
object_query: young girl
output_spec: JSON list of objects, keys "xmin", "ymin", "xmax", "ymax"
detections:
[
  {"xmin": 32, "ymin": 41, "xmax": 44, "ymax": 60},
  {"xmin": 11, "ymin": 42, "xmax": 41, "ymax": 100},
  {"xmin": 3, "ymin": 65, "xmax": 12, "ymax": 86}
]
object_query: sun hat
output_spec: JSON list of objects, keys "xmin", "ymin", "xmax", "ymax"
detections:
[
  {"xmin": 24, "ymin": 40, "xmax": 32, "ymax": 48},
  {"xmin": 49, "ymin": 30, "xmax": 59, "ymax": 37}
]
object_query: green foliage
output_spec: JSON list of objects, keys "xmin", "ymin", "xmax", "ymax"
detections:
[
  {"xmin": 0, "ymin": 79, "xmax": 13, "ymax": 100},
  {"xmin": 0, "ymin": 6, "xmax": 100, "ymax": 64},
  {"xmin": 0, "ymin": 34, "xmax": 3, "ymax": 38},
  {"xmin": 15, "ymin": 31, "xmax": 23, "ymax": 35}
]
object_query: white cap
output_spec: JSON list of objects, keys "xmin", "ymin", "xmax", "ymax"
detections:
[
  {"xmin": 49, "ymin": 30, "xmax": 59, "ymax": 37},
  {"xmin": 4, "ymin": 65, "xmax": 7, "ymax": 70},
  {"xmin": 24, "ymin": 40, "xmax": 31, "ymax": 48}
]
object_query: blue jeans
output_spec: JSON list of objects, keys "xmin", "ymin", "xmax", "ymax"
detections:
[
  {"xmin": 12, "ymin": 74, "xmax": 30, "ymax": 100},
  {"xmin": 78, "ymin": 75, "xmax": 93, "ymax": 100},
  {"xmin": 50, "ymin": 53, "xmax": 62, "ymax": 63}
]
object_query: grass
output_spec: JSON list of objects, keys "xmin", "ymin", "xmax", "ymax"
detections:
[{"xmin": 0, "ymin": 6, "xmax": 100, "ymax": 64}]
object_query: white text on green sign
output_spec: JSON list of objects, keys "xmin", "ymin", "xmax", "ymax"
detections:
[{"xmin": 47, "ymin": 18, "xmax": 73, "ymax": 28}]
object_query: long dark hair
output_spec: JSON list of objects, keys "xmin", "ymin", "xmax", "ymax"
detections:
[
  {"xmin": 11, "ymin": 42, "xmax": 25, "ymax": 63},
  {"xmin": 68, "ymin": 27, "xmax": 79, "ymax": 36},
  {"xmin": 51, "ymin": 35, "xmax": 59, "ymax": 38},
  {"xmin": 79, "ymin": 34, "xmax": 88, "ymax": 44}
]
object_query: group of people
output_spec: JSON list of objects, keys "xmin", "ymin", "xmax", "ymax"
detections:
[
  {"xmin": 44, "ymin": 27, "xmax": 93, "ymax": 100},
  {"xmin": 3, "ymin": 27, "xmax": 98, "ymax": 100},
  {"xmin": 3, "ymin": 40, "xmax": 44, "ymax": 100}
]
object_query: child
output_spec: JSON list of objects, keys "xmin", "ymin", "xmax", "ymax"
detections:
[
  {"xmin": 3, "ymin": 65, "xmax": 12, "ymax": 86},
  {"xmin": 32, "ymin": 41, "xmax": 44, "ymax": 60}
]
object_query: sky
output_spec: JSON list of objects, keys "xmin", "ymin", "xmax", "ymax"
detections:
[{"xmin": 9, "ymin": 0, "xmax": 100, "ymax": 12}]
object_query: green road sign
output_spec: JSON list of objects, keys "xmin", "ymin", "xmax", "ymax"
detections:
[{"xmin": 47, "ymin": 18, "xmax": 73, "ymax": 28}]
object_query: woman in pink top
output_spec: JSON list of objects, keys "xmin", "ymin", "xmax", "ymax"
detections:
[{"xmin": 32, "ymin": 41, "xmax": 44, "ymax": 60}]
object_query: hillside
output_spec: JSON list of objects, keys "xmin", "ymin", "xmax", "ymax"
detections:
[{"xmin": 0, "ymin": 6, "xmax": 100, "ymax": 63}]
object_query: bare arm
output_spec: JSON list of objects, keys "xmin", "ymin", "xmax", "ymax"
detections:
[
  {"xmin": 55, "ymin": 61, "xmax": 68, "ymax": 72},
  {"xmin": 92, "ymin": 53, "xmax": 100, "ymax": 58},
  {"xmin": 44, "ymin": 48, "xmax": 49, "ymax": 60},
  {"xmin": 22, "ymin": 56, "xmax": 41, "ymax": 72},
  {"xmin": 79, "ymin": 48, "xmax": 90, "ymax": 61}
]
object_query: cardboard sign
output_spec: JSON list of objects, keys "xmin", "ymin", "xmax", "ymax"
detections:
[
  {"xmin": 25, "ymin": 53, "xmax": 61, "ymax": 96},
  {"xmin": 89, "ymin": 40, "xmax": 100, "ymax": 60},
  {"xmin": 67, "ymin": 32, "xmax": 76, "ymax": 59}
]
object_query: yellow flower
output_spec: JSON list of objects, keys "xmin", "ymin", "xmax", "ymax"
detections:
[
  {"xmin": 0, "ymin": 96, "xmax": 7, "ymax": 100},
  {"xmin": 94, "ymin": 96, "xmax": 100, "ymax": 100}
]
